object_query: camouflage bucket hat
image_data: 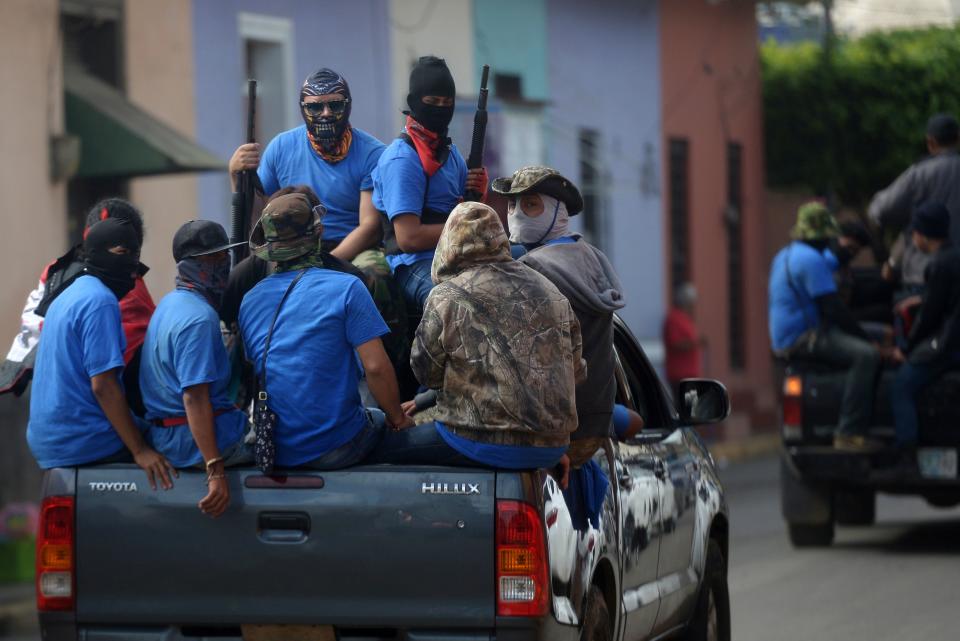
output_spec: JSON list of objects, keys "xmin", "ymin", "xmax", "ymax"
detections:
[
  {"xmin": 249, "ymin": 193, "xmax": 324, "ymax": 262},
  {"xmin": 791, "ymin": 202, "xmax": 841, "ymax": 241},
  {"xmin": 490, "ymin": 166, "xmax": 584, "ymax": 215}
]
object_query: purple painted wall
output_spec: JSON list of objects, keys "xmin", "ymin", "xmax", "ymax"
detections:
[
  {"xmin": 192, "ymin": 0, "xmax": 393, "ymax": 229},
  {"xmin": 546, "ymin": 0, "xmax": 664, "ymax": 346}
]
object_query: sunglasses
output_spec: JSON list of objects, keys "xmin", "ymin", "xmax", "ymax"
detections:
[{"xmin": 301, "ymin": 99, "xmax": 349, "ymax": 115}]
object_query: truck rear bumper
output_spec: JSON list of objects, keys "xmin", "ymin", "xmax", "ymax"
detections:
[{"xmin": 785, "ymin": 445, "xmax": 960, "ymax": 492}]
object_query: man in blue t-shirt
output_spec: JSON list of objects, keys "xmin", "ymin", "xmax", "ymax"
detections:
[
  {"xmin": 140, "ymin": 220, "xmax": 251, "ymax": 517},
  {"xmin": 372, "ymin": 55, "xmax": 488, "ymax": 310},
  {"xmin": 768, "ymin": 202, "xmax": 882, "ymax": 451},
  {"xmin": 239, "ymin": 193, "xmax": 413, "ymax": 469},
  {"xmin": 229, "ymin": 68, "xmax": 408, "ymax": 371},
  {"xmin": 27, "ymin": 219, "xmax": 175, "ymax": 490}
]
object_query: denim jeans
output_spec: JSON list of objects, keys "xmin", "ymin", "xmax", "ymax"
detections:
[
  {"xmin": 393, "ymin": 259, "xmax": 434, "ymax": 311},
  {"xmin": 796, "ymin": 327, "xmax": 881, "ymax": 436},
  {"xmin": 300, "ymin": 408, "xmax": 386, "ymax": 470},
  {"xmin": 367, "ymin": 421, "xmax": 478, "ymax": 467},
  {"xmin": 890, "ymin": 361, "xmax": 943, "ymax": 447}
]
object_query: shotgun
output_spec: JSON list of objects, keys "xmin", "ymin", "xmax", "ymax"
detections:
[
  {"xmin": 464, "ymin": 65, "xmax": 490, "ymax": 202},
  {"xmin": 232, "ymin": 79, "xmax": 257, "ymax": 263}
]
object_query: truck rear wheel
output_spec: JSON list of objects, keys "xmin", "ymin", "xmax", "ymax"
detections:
[
  {"xmin": 580, "ymin": 585, "xmax": 611, "ymax": 641},
  {"xmin": 788, "ymin": 522, "xmax": 835, "ymax": 547}
]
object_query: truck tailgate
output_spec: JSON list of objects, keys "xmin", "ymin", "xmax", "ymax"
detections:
[{"xmin": 75, "ymin": 465, "xmax": 496, "ymax": 627}]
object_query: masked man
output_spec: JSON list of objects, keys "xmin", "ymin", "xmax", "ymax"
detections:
[
  {"xmin": 27, "ymin": 219, "xmax": 174, "ymax": 491},
  {"xmin": 373, "ymin": 55, "xmax": 488, "ymax": 310},
  {"xmin": 373, "ymin": 202, "xmax": 584, "ymax": 475},
  {"xmin": 229, "ymin": 68, "xmax": 408, "ymax": 371},
  {"xmin": 492, "ymin": 166, "xmax": 625, "ymax": 467},
  {"xmin": 140, "ymin": 221, "xmax": 252, "ymax": 517}
]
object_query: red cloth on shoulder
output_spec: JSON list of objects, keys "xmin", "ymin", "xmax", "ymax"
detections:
[
  {"xmin": 405, "ymin": 115, "xmax": 444, "ymax": 177},
  {"xmin": 119, "ymin": 277, "xmax": 155, "ymax": 364}
]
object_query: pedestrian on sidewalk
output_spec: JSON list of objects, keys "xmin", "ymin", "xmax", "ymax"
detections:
[{"xmin": 664, "ymin": 282, "xmax": 705, "ymax": 401}]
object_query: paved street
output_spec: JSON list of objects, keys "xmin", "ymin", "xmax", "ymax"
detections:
[
  {"xmin": 722, "ymin": 454, "xmax": 960, "ymax": 641},
  {"xmin": 3, "ymin": 453, "xmax": 958, "ymax": 640}
]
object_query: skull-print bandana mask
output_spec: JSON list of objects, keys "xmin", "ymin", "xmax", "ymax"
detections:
[{"xmin": 301, "ymin": 68, "xmax": 352, "ymax": 162}]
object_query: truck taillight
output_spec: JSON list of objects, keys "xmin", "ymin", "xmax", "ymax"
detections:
[
  {"xmin": 36, "ymin": 496, "xmax": 75, "ymax": 612},
  {"xmin": 496, "ymin": 500, "xmax": 548, "ymax": 617},
  {"xmin": 782, "ymin": 375, "xmax": 803, "ymax": 441}
]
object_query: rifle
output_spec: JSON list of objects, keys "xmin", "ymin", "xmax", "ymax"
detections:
[
  {"xmin": 232, "ymin": 79, "xmax": 258, "ymax": 263},
  {"xmin": 464, "ymin": 65, "xmax": 490, "ymax": 202}
]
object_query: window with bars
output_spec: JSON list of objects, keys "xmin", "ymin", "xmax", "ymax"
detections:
[
  {"xmin": 727, "ymin": 142, "xmax": 745, "ymax": 371},
  {"xmin": 668, "ymin": 138, "xmax": 690, "ymax": 297}
]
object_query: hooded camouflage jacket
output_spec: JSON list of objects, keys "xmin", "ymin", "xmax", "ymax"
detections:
[{"xmin": 411, "ymin": 202, "xmax": 587, "ymax": 449}]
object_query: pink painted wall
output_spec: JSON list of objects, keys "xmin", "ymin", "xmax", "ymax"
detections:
[{"xmin": 660, "ymin": 0, "xmax": 775, "ymax": 428}]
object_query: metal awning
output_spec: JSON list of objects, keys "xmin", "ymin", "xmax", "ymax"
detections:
[{"xmin": 64, "ymin": 70, "xmax": 224, "ymax": 178}]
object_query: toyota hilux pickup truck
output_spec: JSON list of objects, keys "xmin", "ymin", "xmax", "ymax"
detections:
[{"xmin": 35, "ymin": 318, "xmax": 732, "ymax": 641}]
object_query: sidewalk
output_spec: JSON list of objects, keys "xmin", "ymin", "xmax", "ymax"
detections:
[{"xmin": 0, "ymin": 583, "xmax": 34, "ymax": 637}]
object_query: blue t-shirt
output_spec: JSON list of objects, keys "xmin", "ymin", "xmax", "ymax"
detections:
[
  {"xmin": 238, "ymin": 268, "xmax": 389, "ymax": 467},
  {"xmin": 27, "ymin": 276, "xmax": 127, "ymax": 468},
  {"xmin": 139, "ymin": 289, "xmax": 247, "ymax": 468},
  {"xmin": 435, "ymin": 422, "xmax": 566, "ymax": 469},
  {"xmin": 371, "ymin": 137, "xmax": 468, "ymax": 270},
  {"xmin": 258, "ymin": 126, "xmax": 385, "ymax": 243},
  {"xmin": 768, "ymin": 241, "xmax": 838, "ymax": 351},
  {"xmin": 612, "ymin": 404, "xmax": 631, "ymax": 439}
]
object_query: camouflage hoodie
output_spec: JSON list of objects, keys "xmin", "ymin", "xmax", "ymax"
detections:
[{"xmin": 411, "ymin": 202, "xmax": 587, "ymax": 449}]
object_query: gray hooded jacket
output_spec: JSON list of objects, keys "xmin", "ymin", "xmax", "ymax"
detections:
[{"xmin": 520, "ymin": 236, "xmax": 625, "ymax": 440}]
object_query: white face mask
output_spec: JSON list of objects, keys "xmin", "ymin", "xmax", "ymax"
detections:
[{"xmin": 508, "ymin": 194, "xmax": 570, "ymax": 245}]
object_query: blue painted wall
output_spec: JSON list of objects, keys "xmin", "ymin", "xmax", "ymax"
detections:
[
  {"xmin": 545, "ymin": 0, "xmax": 664, "ymax": 344},
  {"xmin": 192, "ymin": 0, "xmax": 393, "ymax": 229},
  {"xmin": 473, "ymin": 0, "xmax": 549, "ymax": 100}
]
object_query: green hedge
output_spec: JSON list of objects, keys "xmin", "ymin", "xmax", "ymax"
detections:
[{"xmin": 762, "ymin": 26, "xmax": 960, "ymax": 208}]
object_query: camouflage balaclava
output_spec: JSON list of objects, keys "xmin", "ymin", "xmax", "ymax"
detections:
[
  {"xmin": 432, "ymin": 202, "xmax": 512, "ymax": 284},
  {"xmin": 249, "ymin": 193, "xmax": 325, "ymax": 271}
]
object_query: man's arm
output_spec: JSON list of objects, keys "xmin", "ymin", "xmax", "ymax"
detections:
[
  {"xmin": 183, "ymin": 383, "xmax": 229, "ymax": 517},
  {"xmin": 868, "ymin": 168, "xmax": 915, "ymax": 230},
  {"xmin": 331, "ymin": 191, "xmax": 382, "ymax": 262},
  {"xmin": 907, "ymin": 264, "xmax": 948, "ymax": 351},
  {"xmin": 815, "ymin": 293, "xmax": 870, "ymax": 341},
  {"xmin": 91, "ymin": 369, "xmax": 175, "ymax": 490},
  {"xmin": 569, "ymin": 313, "xmax": 587, "ymax": 385},
  {"xmin": 392, "ymin": 214, "xmax": 446, "ymax": 253},
  {"xmin": 410, "ymin": 304, "xmax": 447, "ymax": 389},
  {"xmin": 356, "ymin": 338, "xmax": 412, "ymax": 429}
]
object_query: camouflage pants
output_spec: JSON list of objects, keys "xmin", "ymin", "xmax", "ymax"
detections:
[{"xmin": 352, "ymin": 249, "xmax": 410, "ymax": 372}]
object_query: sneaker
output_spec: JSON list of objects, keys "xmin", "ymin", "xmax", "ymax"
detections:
[{"xmin": 833, "ymin": 434, "xmax": 884, "ymax": 453}]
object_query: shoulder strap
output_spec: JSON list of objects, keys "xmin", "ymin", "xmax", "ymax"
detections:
[{"xmin": 258, "ymin": 269, "xmax": 307, "ymax": 399}]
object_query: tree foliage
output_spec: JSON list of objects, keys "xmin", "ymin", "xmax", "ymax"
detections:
[{"xmin": 762, "ymin": 26, "xmax": 960, "ymax": 208}]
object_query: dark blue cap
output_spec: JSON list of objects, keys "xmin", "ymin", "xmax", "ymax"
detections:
[{"xmin": 912, "ymin": 202, "xmax": 950, "ymax": 240}]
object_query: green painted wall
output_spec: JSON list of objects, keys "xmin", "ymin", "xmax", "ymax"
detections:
[{"xmin": 473, "ymin": 0, "xmax": 548, "ymax": 100}]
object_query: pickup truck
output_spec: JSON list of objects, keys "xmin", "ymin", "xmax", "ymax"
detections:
[{"xmin": 35, "ymin": 318, "xmax": 732, "ymax": 641}]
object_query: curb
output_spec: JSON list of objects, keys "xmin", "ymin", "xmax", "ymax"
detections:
[
  {"xmin": 0, "ymin": 583, "xmax": 35, "ymax": 634},
  {"xmin": 707, "ymin": 433, "xmax": 781, "ymax": 465}
]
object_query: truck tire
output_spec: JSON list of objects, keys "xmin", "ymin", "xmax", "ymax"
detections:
[
  {"xmin": 787, "ymin": 522, "xmax": 834, "ymax": 547},
  {"xmin": 682, "ymin": 539, "xmax": 731, "ymax": 641},
  {"xmin": 834, "ymin": 489, "xmax": 876, "ymax": 526},
  {"xmin": 580, "ymin": 585, "xmax": 611, "ymax": 641},
  {"xmin": 924, "ymin": 492, "xmax": 960, "ymax": 509}
]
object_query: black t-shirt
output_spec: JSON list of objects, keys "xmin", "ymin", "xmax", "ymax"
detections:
[{"xmin": 220, "ymin": 253, "xmax": 365, "ymax": 325}]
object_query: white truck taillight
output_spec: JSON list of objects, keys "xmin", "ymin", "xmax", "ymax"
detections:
[
  {"xmin": 496, "ymin": 500, "xmax": 548, "ymax": 617},
  {"xmin": 782, "ymin": 375, "xmax": 803, "ymax": 441},
  {"xmin": 36, "ymin": 496, "xmax": 75, "ymax": 611}
]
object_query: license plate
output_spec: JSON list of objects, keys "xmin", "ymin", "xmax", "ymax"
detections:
[
  {"xmin": 241, "ymin": 624, "xmax": 335, "ymax": 641},
  {"xmin": 917, "ymin": 448, "xmax": 958, "ymax": 479}
]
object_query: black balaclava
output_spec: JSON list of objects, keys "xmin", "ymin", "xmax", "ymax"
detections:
[
  {"xmin": 405, "ymin": 56, "xmax": 456, "ymax": 134},
  {"xmin": 301, "ymin": 68, "xmax": 352, "ymax": 149},
  {"xmin": 83, "ymin": 218, "xmax": 141, "ymax": 300}
]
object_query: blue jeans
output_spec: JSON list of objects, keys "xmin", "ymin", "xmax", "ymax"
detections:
[
  {"xmin": 393, "ymin": 259, "xmax": 434, "ymax": 311},
  {"xmin": 891, "ymin": 360, "xmax": 951, "ymax": 447},
  {"xmin": 301, "ymin": 408, "xmax": 386, "ymax": 470},
  {"xmin": 368, "ymin": 421, "xmax": 477, "ymax": 466}
]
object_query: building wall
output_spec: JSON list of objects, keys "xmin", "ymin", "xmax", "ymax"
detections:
[
  {"xmin": 473, "ymin": 0, "xmax": 549, "ymax": 101},
  {"xmin": 545, "ymin": 0, "xmax": 664, "ymax": 348},
  {"xmin": 660, "ymin": 0, "xmax": 773, "ymax": 429},
  {"xmin": 833, "ymin": 0, "xmax": 959, "ymax": 36},
  {"xmin": 389, "ymin": 0, "xmax": 476, "ymax": 117},
  {"xmin": 192, "ymin": 0, "xmax": 394, "ymax": 237},
  {"xmin": 0, "ymin": 0, "xmax": 65, "ymax": 503},
  {"xmin": 126, "ymin": 0, "xmax": 199, "ymax": 298}
]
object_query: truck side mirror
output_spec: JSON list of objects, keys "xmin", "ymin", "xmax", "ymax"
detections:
[{"xmin": 677, "ymin": 379, "xmax": 731, "ymax": 425}]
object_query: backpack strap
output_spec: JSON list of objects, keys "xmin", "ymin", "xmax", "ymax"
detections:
[{"xmin": 258, "ymin": 269, "xmax": 307, "ymax": 401}]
